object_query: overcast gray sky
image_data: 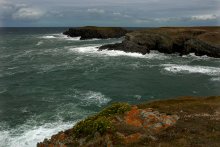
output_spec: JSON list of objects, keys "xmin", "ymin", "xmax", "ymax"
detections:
[{"xmin": 0, "ymin": 0, "xmax": 219, "ymax": 27}]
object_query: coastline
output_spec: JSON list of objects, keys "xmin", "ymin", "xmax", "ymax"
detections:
[
  {"xmin": 62, "ymin": 26, "xmax": 220, "ymax": 58},
  {"xmin": 38, "ymin": 96, "xmax": 220, "ymax": 147},
  {"xmin": 99, "ymin": 26, "xmax": 220, "ymax": 58},
  {"xmin": 1, "ymin": 27, "xmax": 220, "ymax": 147}
]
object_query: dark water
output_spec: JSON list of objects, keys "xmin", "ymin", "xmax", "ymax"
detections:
[{"xmin": 0, "ymin": 28, "xmax": 220, "ymax": 147}]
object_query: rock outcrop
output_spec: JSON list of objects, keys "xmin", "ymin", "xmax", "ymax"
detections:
[
  {"xmin": 99, "ymin": 27, "xmax": 220, "ymax": 58},
  {"xmin": 63, "ymin": 26, "xmax": 128, "ymax": 40},
  {"xmin": 37, "ymin": 96, "xmax": 220, "ymax": 147}
]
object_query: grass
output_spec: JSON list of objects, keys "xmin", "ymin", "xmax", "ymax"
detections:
[
  {"xmin": 73, "ymin": 102, "xmax": 131, "ymax": 138},
  {"xmin": 38, "ymin": 96, "xmax": 220, "ymax": 147}
]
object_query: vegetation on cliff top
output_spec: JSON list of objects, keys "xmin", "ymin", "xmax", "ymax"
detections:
[
  {"xmin": 73, "ymin": 102, "xmax": 131, "ymax": 138},
  {"xmin": 38, "ymin": 96, "xmax": 220, "ymax": 147}
]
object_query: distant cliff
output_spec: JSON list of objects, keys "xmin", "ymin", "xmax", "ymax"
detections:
[
  {"xmin": 38, "ymin": 96, "xmax": 220, "ymax": 147},
  {"xmin": 63, "ymin": 26, "xmax": 128, "ymax": 40},
  {"xmin": 100, "ymin": 27, "xmax": 220, "ymax": 58}
]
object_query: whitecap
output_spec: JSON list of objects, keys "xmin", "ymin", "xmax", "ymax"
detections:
[
  {"xmin": 66, "ymin": 36, "xmax": 81, "ymax": 41},
  {"xmin": 0, "ymin": 121, "xmax": 74, "ymax": 147},
  {"xmin": 162, "ymin": 64, "xmax": 220, "ymax": 76},
  {"xmin": 40, "ymin": 33, "xmax": 81, "ymax": 41},
  {"xmin": 79, "ymin": 91, "xmax": 111, "ymax": 107},
  {"xmin": 0, "ymin": 89, "xmax": 7, "ymax": 94},
  {"xmin": 36, "ymin": 41, "xmax": 43, "ymax": 46},
  {"xmin": 69, "ymin": 46, "xmax": 169, "ymax": 59},
  {"xmin": 41, "ymin": 35, "xmax": 56, "ymax": 39},
  {"xmin": 134, "ymin": 95, "xmax": 142, "ymax": 100},
  {"xmin": 182, "ymin": 53, "xmax": 210, "ymax": 59},
  {"xmin": 210, "ymin": 77, "xmax": 220, "ymax": 81},
  {"xmin": 181, "ymin": 53, "xmax": 220, "ymax": 62}
]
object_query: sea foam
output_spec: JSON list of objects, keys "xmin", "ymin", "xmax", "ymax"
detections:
[
  {"xmin": 69, "ymin": 89, "xmax": 111, "ymax": 107},
  {"xmin": 0, "ymin": 121, "xmax": 74, "ymax": 147},
  {"xmin": 80, "ymin": 91, "xmax": 111, "ymax": 107},
  {"xmin": 36, "ymin": 41, "xmax": 43, "ymax": 46},
  {"xmin": 69, "ymin": 46, "xmax": 169, "ymax": 59},
  {"xmin": 162, "ymin": 64, "xmax": 220, "ymax": 76},
  {"xmin": 40, "ymin": 33, "xmax": 81, "ymax": 40},
  {"xmin": 210, "ymin": 77, "xmax": 220, "ymax": 81}
]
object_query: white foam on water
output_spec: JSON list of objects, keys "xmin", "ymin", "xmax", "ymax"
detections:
[
  {"xmin": 181, "ymin": 53, "xmax": 216, "ymax": 60},
  {"xmin": 41, "ymin": 35, "xmax": 56, "ymax": 39},
  {"xmin": 210, "ymin": 77, "xmax": 220, "ymax": 81},
  {"xmin": 36, "ymin": 41, "xmax": 43, "ymax": 46},
  {"xmin": 66, "ymin": 36, "xmax": 81, "ymax": 41},
  {"xmin": 69, "ymin": 46, "xmax": 169, "ymax": 59},
  {"xmin": 0, "ymin": 89, "xmax": 7, "ymax": 94},
  {"xmin": 162, "ymin": 64, "xmax": 220, "ymax": 76},
  {"xmin": 80, "ymin": 91, "xmax": 111, "ymax": 107},
  {"xmin": 40, "ymin": 33, "xmax": 81, "ymax": 41},
  {"xmin": 0, "ymin": 121, "xmax": 74, "ymax": 147}
]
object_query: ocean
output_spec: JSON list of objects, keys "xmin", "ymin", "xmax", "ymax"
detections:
[{"xmin": 0, "ymin": 27, "xmax": 220, "ymax": 147}]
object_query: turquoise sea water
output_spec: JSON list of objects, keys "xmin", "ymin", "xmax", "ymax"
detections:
[{"xmin": 0, "ymin": 28, "xmax": 220, "ymax": 147}]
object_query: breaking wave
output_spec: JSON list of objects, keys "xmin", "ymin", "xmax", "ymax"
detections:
[
  {"xmin": 68, "ymin": 89, "xmax": 111, "ymax": 107},
  {"xmin": 0, "ymin": 121, "xmax": 74, "ymax": 147},
  {"xmin": 80, "ymin": 91, "xmax": 111, "ymax": 107},
  {"xmin": 162, "ymin": 64, "xmax": 220, "ymax": 76},
  {"xmin": 69, "ymin": 46, "xmax": 170, "ymax": 59},
  {"xmin": 36, "ymin": 41, "xmax": 43, "ymax": 46},
  {"xmin": 40, "ymin": 33, "xmax": 81, "ymax": 40}
]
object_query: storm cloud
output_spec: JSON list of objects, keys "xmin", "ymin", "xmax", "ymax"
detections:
[{"xmin": 0, "ymin": 0, "xmax": 219, "ymax": 27}]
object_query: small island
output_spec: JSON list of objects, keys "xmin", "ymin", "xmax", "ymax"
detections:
[{"xmin": 63, "ymin": 26, "xmax": 128, "ymax": 40}]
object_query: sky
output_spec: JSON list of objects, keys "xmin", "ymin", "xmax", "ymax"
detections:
[{"xmin": 0, "ymin": 0, "xmax": 219, "ymax": 27}]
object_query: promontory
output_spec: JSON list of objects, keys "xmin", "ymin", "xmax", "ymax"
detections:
[
  {"xmin": 38, "ymin": 96, "xmax": 220, "ymax": 147},
  {"xmin": 99, "ymin": 27, "xmax": 220, "ymax": 58}
]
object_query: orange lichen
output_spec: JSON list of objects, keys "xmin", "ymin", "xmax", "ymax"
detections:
[
  {"xmin": 124, "ymin": 106, "xmax": 179, "ymax": 132},
  {"xmin": 124, "ymin": 106, "xmax": 142, "ymax": 127}
]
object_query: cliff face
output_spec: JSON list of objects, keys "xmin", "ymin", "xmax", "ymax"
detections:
[
  {"xmin": 37, "ymin": 96, "xmax": 220, "ymax": 147},
  {"xmin": 99, "ymin": 27, "xmax": 220, "ymax": 58},
  {"xmin": 63, "ymin": 26, "xmax": 128, "ymax": 40}
]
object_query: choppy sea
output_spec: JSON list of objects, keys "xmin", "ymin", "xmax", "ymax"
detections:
[{"xmin": 0, "ymin": 27, "xmax": 220, "ymax": 147}]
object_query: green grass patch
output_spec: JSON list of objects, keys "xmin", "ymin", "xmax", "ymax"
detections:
[
  {"xmin": 73, "ymin": 102, "xmax": 131, "ymax": 138},
  {"xmin": 98, "ymin": 102, "xmax": 131, "ymax": 117}
]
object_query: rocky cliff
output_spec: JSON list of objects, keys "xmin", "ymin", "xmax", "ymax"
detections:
[
  {"xmin": 37, "ymin": 96, "xmax": 220, "ymax": 147},
  {"xmin": 99, "ymin": 27, "xmax": 220, "ymax": 58},
  {"xmin": 63, "ymin": 26, "xmax": 128, "ymax": 40}
]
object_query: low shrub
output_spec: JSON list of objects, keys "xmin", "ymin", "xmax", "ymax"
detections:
[{"xmin": 73, "ymin": 102, "xmax": 131, "ymax": 138}]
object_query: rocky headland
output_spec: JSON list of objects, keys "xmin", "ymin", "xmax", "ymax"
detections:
[
  {"xmin": 38, "ymin": 96, "xmax": 220, "ymax": 147},
  {"xmin": 99, "ymin": 27, "xmax": 220, "ymax": 58},
  {"xmin": 63, "ymin": 26, "xmax": 128, "ymax": 40}
]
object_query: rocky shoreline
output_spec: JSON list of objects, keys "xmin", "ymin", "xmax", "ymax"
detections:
[
  {"xmin": 37, "ymin": 96, "xmax": 220, "ymax": 147},
  {"xmin": 63, "ymin": 26, "xmax": 220, "ymax": 58},
  {"xmin": 99, "ymin": 27, "xmax": 220, "ymax": 58},
  {"xmin": 63, "ymin": 26, "xmax": 128, "ymax": 40}
]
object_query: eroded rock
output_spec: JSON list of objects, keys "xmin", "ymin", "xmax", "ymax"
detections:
[
  {"xmin": 124, "ymin": 106, "xmax": 179, "ymax": 132},
  {"xmin": 99, "ymin": 27, "xmax": 220, "ymax": 58},
  {"xmin": 63, "ymin": 26, "xmax": 128, "ymax": 40}
]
